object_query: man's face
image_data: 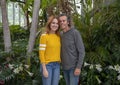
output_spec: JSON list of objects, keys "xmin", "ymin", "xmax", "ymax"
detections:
[{"xmin": 59, "ymin": 16, "xmax": 69, "ymax": 30}]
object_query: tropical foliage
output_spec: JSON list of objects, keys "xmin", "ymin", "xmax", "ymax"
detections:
[
  {"xmin": 77, "ymin": 0, "xmax": 120, "ymax": 84},
  {"xmin": 0, "ymin": 0, "xmax": 120, "ymax": 85}
]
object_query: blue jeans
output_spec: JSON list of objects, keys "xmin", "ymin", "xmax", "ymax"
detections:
[
  {"xmin": 63, "ymin": 68, "xmax": 79, "ymax": 85},
  {"xmin": 40, "ymin": 62, "xmax": 60, "ymax": 85}
]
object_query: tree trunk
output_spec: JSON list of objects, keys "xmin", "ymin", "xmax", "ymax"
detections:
[
  {"xmin": 0, "ymin": 0, "xmax": 12, "ymax": 52},
  {"xmin": 27, "ymin": 0, "xmax": 40, "ymax": 54}
]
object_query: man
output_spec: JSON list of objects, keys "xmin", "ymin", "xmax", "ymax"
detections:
[{"xmin": 59, "ymin": 14, "xmax": 85, "ymax": 85}]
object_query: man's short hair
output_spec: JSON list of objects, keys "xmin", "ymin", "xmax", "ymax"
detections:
[{"xmin": 59, "ymin": 13, "xmax": 72, "ymax": 27}]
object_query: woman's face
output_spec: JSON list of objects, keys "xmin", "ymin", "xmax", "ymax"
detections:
[{"xmin": 50, "ymin": 18, "xmax": 59, "ymax": 32}]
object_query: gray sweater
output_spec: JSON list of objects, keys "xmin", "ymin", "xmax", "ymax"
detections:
[{"xmin": 60, "ymin": 28, "xmax": 85, "ymax": 70}]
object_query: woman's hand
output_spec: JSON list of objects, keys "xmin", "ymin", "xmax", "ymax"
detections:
[
  {"xmin": 42, "ymin": 63, "xmax": 48, "ymax": 78},
  {"xmin": 43, "ymin": 68, "xmax": 48, "ymax": 78}
]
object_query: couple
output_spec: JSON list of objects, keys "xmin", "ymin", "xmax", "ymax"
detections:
[{"xmin": 39, "ymin": 14, "xmax": 85, "ymax": 85}]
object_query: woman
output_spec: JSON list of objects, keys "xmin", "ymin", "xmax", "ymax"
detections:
[{"xmin": 39, "ymin": 15, "xmax": 61, "ymax": 85}]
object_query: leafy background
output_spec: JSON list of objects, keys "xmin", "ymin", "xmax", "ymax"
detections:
[{"xmin": 0, "ymin": 0, "xmax": 120, "ymax": 85}]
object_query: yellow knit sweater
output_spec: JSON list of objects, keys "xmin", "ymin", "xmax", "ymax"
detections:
[{"xmin": 39, "ymin": 33, "xmax": 61, "ymax": 64}]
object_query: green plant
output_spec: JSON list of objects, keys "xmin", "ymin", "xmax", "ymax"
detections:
[
  {"xmin": 0, "ymin": 52, "xmax": 42, "ymax": 85},
  {"xmin": 81, "ymin": 62, "xmax": 120, "ymax": 85}
]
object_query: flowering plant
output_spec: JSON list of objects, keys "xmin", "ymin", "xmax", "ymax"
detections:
[
  {"xmin": 8, "ymin": 63, "xmax": 33, "ymax": 77},
  {"xmin": 0, "ymin": 62, "xmax": 34, "ymax": 84},
  {"xmin": 81, "ymin": 62, "xmax": 120, "ymax": 85}
]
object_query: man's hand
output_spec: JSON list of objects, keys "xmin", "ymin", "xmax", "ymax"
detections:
[{"xmin": 74, "ymin": 68, "xmax": 81, "ymax": 76}]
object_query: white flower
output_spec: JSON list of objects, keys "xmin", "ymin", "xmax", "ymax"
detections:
[
  {"xmin": 26, "ymin": 70, "xmax": 33, "ymax": 77},
  {"xmin": 13, "ymin": 68, "xmax": 20, "ymax": 74},
  {"xmin": 96, "ymin": 76, "xmax": 102, "ymax": 84},
  {"xmin": 89, "ymin": 64, "xmax": 94, "ymax": 69},
  {"xmin": 118, "ymin": 70, "xmax": 120, "ymax": 74},
  {"xmin": 84, "ymin": 62, "xmax": 90, "ymax": 67},
  {"xmin": 96, "ymin": 64, "xmax": 102, "ymax": 72},
  {"xmin": 24, "ymin": 65, "xmax": 30, "ymax": 69},
  {"xmin": 108, "ymin": 66, "xmax": 114, "ymax": 70},
  {"xmin": 60, "ymin": 75, "xmax": 63, "ymax": 79},
  {"xmin": 114, "ymin": 64, "xmax": 120, "ymax": 73},
  {"xmin": 18, "ymin": 65, "xmax": 23, "ymax": 71},
  {"xmin": 117, "ymin": 74, "xmax": 120, "ymax": 80},
  {"xmin": 8, "ymin": 64, "xmax": 14, "ymax": 69}
]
